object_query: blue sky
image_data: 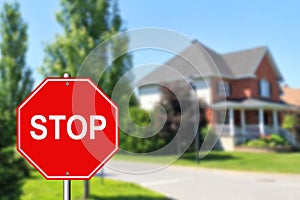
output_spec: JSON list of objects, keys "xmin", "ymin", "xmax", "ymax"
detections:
[{"xmin": 10, "ymin": 0, "xmax": 300, "ymax": 87}]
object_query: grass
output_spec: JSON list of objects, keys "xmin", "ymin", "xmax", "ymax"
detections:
[
  {"xmin": 21, "ymin": 171, "xmax": 167, "ymax": 200},
  {"xmin": 180, "ymin": 151, "xmax": 300, "ymax": 174},
  {"xmin": 114, "ymin": 151, "xmax": 300, "ymax": 174}
]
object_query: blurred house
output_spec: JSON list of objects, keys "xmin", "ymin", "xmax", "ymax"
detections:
[{"xmin": 137, "ymin": 40, "xmax": 295, "ymax": 151}]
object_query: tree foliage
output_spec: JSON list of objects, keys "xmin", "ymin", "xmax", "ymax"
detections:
[
  {"xmin": 120, "ymin": 107, "xmax": 166, "ymax": 153},
  {"xmin": 0, "ymin": 2, "xmax": 33, "ymax": 199},
  {"xmin": 159, "ymin": 81, "xmax": 207, "ymax": 153},
  {"xmin": 282, "ymin": 112, "xmax": 300, "ymax": 143},
  {"xmin": 41, "ymin": 0, "xmax": 136, "ymax": 198},
  {"xmin": 41, "ymin": 0, "xmax": 136, "ymax": 106},
  {"xmin": 119, "ymin": 82, "xmax": 206, "ymax": 154},
  {"xmin": 41, "ymin": 0, "xmax": 109, "ymax": 77}
]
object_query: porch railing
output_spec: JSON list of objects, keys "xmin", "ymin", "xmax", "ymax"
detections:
[
  {"xmin": 245, "ymin": 125, "xmax": 260, "ymax": 137},
  {"xmin": 264, "ymin": 125, "xmax": 274, "ymax": 135},
  {"xmin": 213, "ymin": 125, "xmax": 249, "ymax": 136},
  {"xmin": 213, "ymin": 124, "xmax": 274, "ymax": 137},
  {"xmin": 213, "ymin": 124, "xmax": 298, "ymax": 147},
  {"xmin": 213, "ymin": 124, "xmax": 230, "ymax": 136},
  {"xmin": 278, "ymin": 128, "xmax": 296, "ymax": 146}
]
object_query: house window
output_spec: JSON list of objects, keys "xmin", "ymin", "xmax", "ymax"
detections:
[
  {"xmin": 217, "ymin": 81, "xmax": 230, "ymax": 96},
  {"xmin": 259, "ymin": 79, "xmax": 271, "ymax": 98}
]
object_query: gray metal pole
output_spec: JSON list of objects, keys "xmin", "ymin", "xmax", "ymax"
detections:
[
  {"xmin": 84, "ymin": 180, "xmax": 89, "ymax": 199},
  {"xmin": 63, "ymin": 180, "xmax": 71, "ymax": 200},
  {"xmin": 195, "ymin": 127, "xmax": 200, "ymax": 163}
]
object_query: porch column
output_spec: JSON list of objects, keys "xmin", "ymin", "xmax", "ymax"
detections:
[
  {"xmin": 259, "ymin": 108, "xmax": 265, "ymax": 135},
  {"xmin": 273, "ymin": 110, "xmax": 279, "ymax": 133},
  {"xmin": 240, "ymin": 109, "xmax": 246, "ymax": 135},
  {"xmin": 229, "ymin": 108, "xmax": 234, "ymax": 136}
]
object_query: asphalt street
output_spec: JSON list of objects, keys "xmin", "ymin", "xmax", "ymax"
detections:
[{"xmin": 100, "ymin": 160, "xmax": 300, "ymax": 200}]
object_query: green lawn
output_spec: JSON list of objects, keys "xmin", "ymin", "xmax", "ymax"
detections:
[
  {"xmin": 180, "ymin": 151, "xmax": 300, "ymax": 174},
  {"xmin": 21, "ymin": 171, "xmax": 167, "ymax": 200},
  {"xmin": 114, "ymin": 151, "xmax": 300, "ymax": 174}
]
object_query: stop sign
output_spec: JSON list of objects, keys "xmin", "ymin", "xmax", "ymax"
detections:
[{"xmin": 17, "ymin": 78, "xmax": 119, "ymax": 180}]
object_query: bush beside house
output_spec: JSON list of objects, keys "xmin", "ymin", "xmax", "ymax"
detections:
[{"xmin": 246, "ymin": 134, "xmax": 289, "ymax": 148}]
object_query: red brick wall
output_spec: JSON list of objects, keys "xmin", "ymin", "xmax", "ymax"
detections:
[
  {"xmin": 254, "ymin": 55, "xmax": 280, "ymax": 101},
  {"xmin": 228, "ymin": 78, "xmax": 255, "ymax": 99},
  {"xmin": 211, "ymin": 55, "xmax": 281, "ymax": 102}
]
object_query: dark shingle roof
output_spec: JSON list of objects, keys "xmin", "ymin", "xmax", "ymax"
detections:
[
  {"xmin": 137, "ymin": 40, "xmax": 282, "ymax": 85},
  {"xmin": 222, "ymin": 46, "xmax": 267, "ymax": 77}
]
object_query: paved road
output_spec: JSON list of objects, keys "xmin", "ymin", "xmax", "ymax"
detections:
[{"xmin": 100, "ymin": 160, "xmax": 300, "ymax": 200}]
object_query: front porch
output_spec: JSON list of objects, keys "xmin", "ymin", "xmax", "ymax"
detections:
[
  {"xmin": 210, "ymin": 99, "xmax": 293, "ymax": 151},
  {"xmin": 213, "ymin": 109, "xmax": 281, "ymax": 138}
]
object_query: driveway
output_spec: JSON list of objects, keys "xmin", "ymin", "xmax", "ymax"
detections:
[{"xmin": 100, "ymin": 160, "xmax": 300, "ymax": 200}]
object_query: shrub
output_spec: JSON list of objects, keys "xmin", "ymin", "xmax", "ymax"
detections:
[
  {"xmin": 269, "ymin": 134, "xmax": 288, "ymax": 146},
  {"xmin": 129, "ymin": 107, "xmax": 151, "ymax": 127},
  {"xmin": 245, "ymin": 134, "xmax": 289, "ymax": 148},
  {"xmin": 120, "ymin": 107, "xmax": 170, "ymax": 153},
  {"xmin": 246, "ymin": 139, "xmax": 269, "ymax": 148}
]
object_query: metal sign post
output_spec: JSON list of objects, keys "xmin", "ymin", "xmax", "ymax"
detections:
[{"xmin": 63, "ymin": 180, "xmax": 71, "ymax": 200}]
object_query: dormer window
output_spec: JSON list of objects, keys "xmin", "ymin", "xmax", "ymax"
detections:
[{"xmin": 259, "ymin": 79, "xmax": 271, "ymax": 98}]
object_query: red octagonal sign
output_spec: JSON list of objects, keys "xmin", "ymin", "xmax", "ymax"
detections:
[{"xmin": 17, "ymin": 78, "xmax": 119, "ymax": 180}]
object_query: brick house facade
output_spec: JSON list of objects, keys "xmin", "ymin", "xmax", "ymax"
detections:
[{"xmin": 137, "ymin": 40, "xmax": 294, "ymax": 151}]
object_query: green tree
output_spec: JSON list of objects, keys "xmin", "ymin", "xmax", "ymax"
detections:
[
  {"xmin": 282, "ymin": 111, "xmax": 300, "ymax": 145},
  {"xmin": 41, "ymin": 0, "xmax": 136, "ymax": 100},
  {"xmin": 41, "ymin": 0, "xmax": 110, "ymax": 77},
  {"xmin": 0, "ymin": 2, "xmax": 33, "ymax": 199},
  {"xmin": 104, "ymin": 0, "xmax": 137, "ymax": 107},
  {"xmin": 159, "ymin": 82, "xmax": 207, "ymax": 154},
  {"xmin": 41, "ymin": 0, "xmax": 135, "ymax": 198},
  {"xmin": 120, "ymin": 107, "xmax": 166, "ymax": 153},
  {"xmin": 282, "ymin": 114, "xmax": 298, "ymax": 132},
  {"xmin": 105, "ymin": 3, "xmax": 132, "ymax": 94}
]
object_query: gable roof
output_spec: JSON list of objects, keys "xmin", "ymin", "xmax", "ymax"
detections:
[
  {"xmin": 137, "ymin": 40, "xmax": 283, "ymax": 85},
  {"xmin": 222, "ymin": 46, "xmax": 267, "ymax": 77}
]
